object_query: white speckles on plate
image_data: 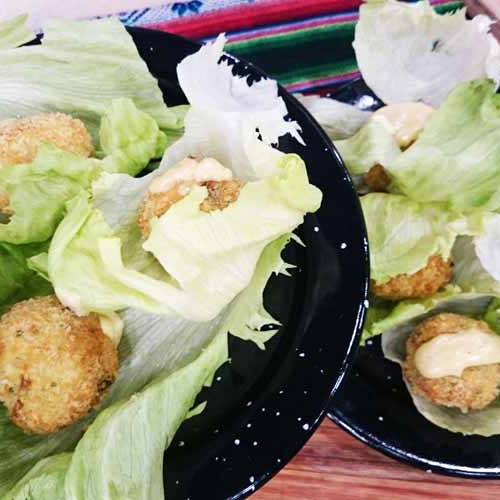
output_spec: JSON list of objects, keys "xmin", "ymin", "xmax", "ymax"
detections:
[
  {"xmin": 234, "ymin": 439, "xmax": 241, "ymax": 446},
  {"xmin": 298, "ymin": 352, "xmax": 305, "ymax": 358},
  {"xmin": 302, "ymin": 423, "xmax": 310, "ymax": 431},
  {"xmin": 313, "ymin": 226, "xmax": 319, "ymax": 232},
  {"xmin": 340, "ymin": 242, "xmax": 347, "ymax": 249}
]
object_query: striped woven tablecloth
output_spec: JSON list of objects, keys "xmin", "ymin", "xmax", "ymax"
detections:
[{"xmin": 117, "ymin": 0, "xmax": 464, "ymax": 95}]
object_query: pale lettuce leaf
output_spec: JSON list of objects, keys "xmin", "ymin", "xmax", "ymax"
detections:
[
  {"xmin": 47, "ymin": 152, "xmax": 320, "ymax": 321},
  {"xmin": 335, "ymin": 120, "xmax": 401, "ymax": 176},
  {"xmin": 361, "ymin": 193, "xmax": 461, "ymax": 284},
  {"xmin": 3, "ymin": 454, "xmax": 71, "ymax": 500},
  {"xmin": 294, "ymin": 94, "xmax": 372, "ymax": 140},
  {"xmin": 0, "ymin": 99, "xmax": 167, "ymax": 244},
  {"xmin": 0, "ymin": 18, "xmax": 182, "ymax": 142},
  {"xmin": 0, "ymin": 14, "xmax": 35, "ymax": 50},
  {"xmin": 353, "ymin": 0, "xmax": 500, "ymax": 107},
  {"xmin": 386, "ymin": 80, "xmax": 500, "ymax": 212},
  {"xmin": 64, "ymin": 332, "xmax": 228, "ymax": 500},
  {"xmin": 0, "ymin": 216, "xmax": 290, "ymax": 495},
  {"xmin": 363, "ymin": 230, "xmax": 500, "ymax": 342},
  {"xmin": 159, "ymin": 34, "xmax": 302, "ymax": 181},
  {"xmin": 381, "ymin": 296, "xmax": 500, "ymax": 436}
]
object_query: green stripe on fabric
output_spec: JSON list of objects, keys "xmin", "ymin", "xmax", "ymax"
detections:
[
  {"xmin": 227, "ymin": 22, "xmax": 355, "ymax": 53},
  {"xmin": 435, "ymin": 1, "xmax": 463, "ymax": 13},
  {"xmin": 226, "ymin": 2, "xmax": 464, "ymax": 88},
  {"xmin": 227, "ymin": 22, "xmax": 357, "ymax": 85}
]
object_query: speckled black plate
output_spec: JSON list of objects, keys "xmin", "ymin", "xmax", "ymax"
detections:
[
  {"xmin": 327, "ymin": 79, "xmax": 500, "ymax": 478},
  {"xmin": 127, "ymin": 29, "xmax": 369, "ymax": 498}
]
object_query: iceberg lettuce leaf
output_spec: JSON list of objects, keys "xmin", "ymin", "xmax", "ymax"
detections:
[
  {"xmin": 361, "ymin": 193, "xmax": 460, "ymax": 284},
  {"xmin": 387, "ymin": 79, "xmax": 500, "ymax": 212},
  {"xmin": 0, "ymin": 18, "xmax": 182, "ymax": 142},
  {"xmin": 354, "ymin": 0, "xmax": 500, "ymax": 106},
  {"xmin": 3, "ymin": 454, "xmax": 71, "ymax": 500},
  {"xmin": 294, "ymin": 94, "xmax": 371, "ymax": 140},
  {"xmin": 0, "ymin": 14, "xmax": 35, "ymax": 50}
]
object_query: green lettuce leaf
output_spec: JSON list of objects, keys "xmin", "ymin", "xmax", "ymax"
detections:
[
  {"xmin": 294, "ymin": 94, "xmax": 372, "ymax": 140},
  {"xmin": 98, "ymin": 98, "xmax": 167, "ymax": 175},
  {"xmin": 0, "ymin": 145, "xmax": 103, "ymax": 244},
  {"xmin": 387, "ymin": 79, "xmax": 500, "ymax": 212},
  {"xmin": 47, "ymin": 153, "xmax": 320, "ymax": 320},
  {"xmin": 362, "ymin": 227, "xmax": 500, "ymax": 343},
  {"xmin": 3, "ymin": 454, "xmax": 71, "ymax": 500},
  {"xmin": 0, "ymin": 99, "xmax": 168, "ymax": 245},
  {"xmin": 353, "ymin": 0, "xmax": 500, "ymax": 107},
  {"xmin": 0, "ymin": 17, "xmax": 182, "ymax": 142},
  {"xmin": 0, "ymin": 217, "xmax": 290, "ymax": 495},
  {"xmin": 361, "ymin": 193, "xmax": 462, "ymax": 284},
  {"xmin": 335, "ymin": 120, "xmax": 401, "ymax": 176},
  {"xmin": 64, "ymin": 332, "xmax": 228, "ymax": 499},
  {"xmin": 0, "ymin": 241, "xmax": 53, "ymax": 315},
  {"xmin": 381, "ymin": 295, "xmax": 500, "ymax": 436},
  {"xmin": 0, "ymin": 14, "xmax": 35, "ymax": 50}
]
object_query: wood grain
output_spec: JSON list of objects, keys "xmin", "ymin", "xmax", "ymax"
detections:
[{"xmin": 253, "ymin": 419, "xmax": 500, "ymax": 500}]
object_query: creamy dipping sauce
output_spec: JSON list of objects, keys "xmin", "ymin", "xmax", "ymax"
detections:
[
  {"xmin": 99, "ymin": 312, "xmax": 124, "ymax": 347},
  {"xmin": 414, "ymin": 328, "xmax": 500, "ymax": 378},
  {"xmin": 149, "ymin": 157, "xmax": 233, "ymax": 194},
  {"xmin": 372, "ymin": 102, "xmax": 435, "ymax": 149}
]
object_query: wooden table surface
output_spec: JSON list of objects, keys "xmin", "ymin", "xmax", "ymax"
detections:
[{"xmin": 253, "ymin": 418, "xmax": 500, "ymax": 500}]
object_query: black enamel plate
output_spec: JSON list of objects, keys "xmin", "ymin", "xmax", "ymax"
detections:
[
  {"xmin": 328, "ymin": 79, "xmax": 500, "ymax": 478},
  {"xmin": 125, "ymin": 29, "xmax": 369, "ymax": 498}
]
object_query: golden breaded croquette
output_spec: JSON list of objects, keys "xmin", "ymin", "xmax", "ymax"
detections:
[
  {"xmin": 199, "ymin": 180, "xmax": 241, "ymax": 212},
  {"xmin": 371, "ymin": 254, "xmax": 453, "ymax": 301},
  {"xmin": 403, "ymin": 313, "xmax": 500, "ymax": 412},
  {"xmin": 0, "ymin": 296, "xmax": 118, "ymax": 434},
  {"xmin": 0, "ymin": 113, "xmax": 94, "ymax": 166},
  {"xmin": 137, "ymin": 156, "xmax": 242, "ymax": 237},
  {"xmin": 0, "ymin": 189, "xmax": 11, "ymax": 215},
  {"xmin": 363, "ymin": 164, "xmax": 391, "ymax": 192},
  {"xmin": 137, "ymin": 179, "xmax": 241, "ymax": 236}
]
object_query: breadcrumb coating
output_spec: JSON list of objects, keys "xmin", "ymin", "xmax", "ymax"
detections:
[
  {"xmin": 371, "ymin": 255, "xmax": 453, "ymax": 301},
  {"xmin": 0, "ymin": 296, "xmax": 118, "ymax": 434},
  {"xmin": 137, "ymin": 179, "xmax": 241, "ymax": 237},
  {"xmin": 404, "ymin": 313, "xmax": 500, "ymax": 413},
  {"xmin": 0, "ymin": 113, "xmax": 93, "ymax": 166},
  {"xmin": 363, "ymin": 164, "xmax": 391, "ymax": 192}
]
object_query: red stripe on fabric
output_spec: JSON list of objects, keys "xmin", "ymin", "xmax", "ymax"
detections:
[
  {"xmin": 286, "ymin": 70, "xmax": 361, "ymax": 92},
  {"xmin": 228, "ymin": 12, "xmax": 359, "ymax": 43},
  {"xmin": 143, "ymin": 0, "xmax": 363, "ymax": 38}
]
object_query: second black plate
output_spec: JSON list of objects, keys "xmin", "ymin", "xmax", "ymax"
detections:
[{"xmin": 327, "ymin": 78, "xmax": 500, "ymax": 478}]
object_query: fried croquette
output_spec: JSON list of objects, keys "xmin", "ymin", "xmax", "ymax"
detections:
[
  {"xmin": 371, "ymin": 254, "xmax": 453, "ymax": 301},
  {"xmin": 403, "ymin": 313, "xmax": 500, "ymax": 412},
  {"xmin": 363, "ymin": 164, "xmax": 391, "ymax": 192},
  {"xmin": 137, "ymin": 157, "xmax": 241, "ymax": 236},
  {"xmin": 0, "ymin": 296, "xmax": 118, "ymax": 434},
  {"xmin": 0, "ymin": 113, "xmax": 94, "ymax": 166},
  {"xmin": 0, "ymin": 190, "xmax": 12, "ymax": 220}
]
